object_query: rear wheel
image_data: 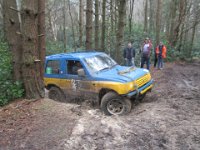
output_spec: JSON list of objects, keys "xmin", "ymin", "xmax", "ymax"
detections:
[
  {"xmin": 101, "ymin": 92, "xmax": 132, "ymax": 115},
  {"xmin": 49, "ymin": 86, "xmax": 66, "ymax": 102}
]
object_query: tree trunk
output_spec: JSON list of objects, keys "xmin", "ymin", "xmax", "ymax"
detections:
[
  {"xmin": 190, "ymin": 22, "xmax": 197, "ymax": 59},
  {"xmin": 79, "ymin": 0, "xmax": 83, "ymax": 47},
  {"xmin": 68, "ymin": 0, "xmax": 76, "ymax": 51},
  {"xmin": 177, "ymin": 23, "xmax": 184, "ymax": 52},
  {"xmin": 110, "ymin": 0, "xmax": 114, "ymax": 53},
  {"xmin": 115, "ymin": 0, "xmax": 126, "ymax": 63},
  {"xmin": 3, "ymin": 0, "xmax": 22, "ymax": 81},
  {"xmin": 86, "ymin": 0, "xmax": 93, "ymax": 50},
  {"xmin": 110, "ymin": 0, "xmax": 114, "ymax": 33},
  {"xmin": 114, "ymin": 0, "xmax": 118, "ymax": 33},
  {"xmin": 165, "ymin": 0, "xmax": 171, "ymax": 39},
  {"xmin": 128, "ymin": 0, "xmax": 134, "ymax": 39},
  {"xmin": 144, "ymin": 0, "xmax": 148, "ymax": 32},
  {"xmin": 169, "ymin": 0, "xmax": 177, "ymax": 45},
  {"xmin": 21, "ymin": 0, "xmax": 44, "ymax": 99},
  {"xmin": 155, "ymin": 0, "xmax": 162, "ymax": 46},
  {"xmin": 101, "ymin": 0, "xmax": 106, "ymax": 50},
  {"xmin": 189, "ymin": 0, "xmax": 199, "ymax": 59},
  {"xmin": 149, "ymin": 0, "xmax": 154, "ymax": 33},
  {"xmin": 94, "ymin": 0, "xmax": 99, "ymax": 50},
  {"xmin": 38, "ymin": 0, "xmax": 46, "ymax": 78},
  {"xmin": 63, "ymin": 0, "xmax": 67, "ymax": 51},
  {"xmin": 172, "ymin": 0, "xmax": 187, "ymax": 47}
]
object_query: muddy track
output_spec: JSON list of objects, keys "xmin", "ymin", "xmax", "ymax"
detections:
[{"xmin": 0, "ymin": 62, "xmax": 200, "ymax": 150}]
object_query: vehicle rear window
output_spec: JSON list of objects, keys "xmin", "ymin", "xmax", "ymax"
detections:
[{"xmin": 46, "ymin": 60, "xmax": 60, "ymax": 74}]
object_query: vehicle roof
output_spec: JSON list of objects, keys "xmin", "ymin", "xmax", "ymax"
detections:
[{"xmin": 46, "ymin": 51, "xmax": 104, "ymax": 60}]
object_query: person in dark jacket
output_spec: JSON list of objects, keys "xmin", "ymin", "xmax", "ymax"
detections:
[{"xmin": 123, "ymin": 42, "xmax": 135, "ymax": 66}]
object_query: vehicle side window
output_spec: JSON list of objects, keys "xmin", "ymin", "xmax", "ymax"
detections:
[
  {"xmin": 46, "ymin": 60, "xmax": 60, "ymax": 74},
  {"xmin": 67, "ymin": 60, "xmax": 83, "ymax": 75}
]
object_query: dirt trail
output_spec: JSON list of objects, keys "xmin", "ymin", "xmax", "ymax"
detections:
[{"xmin": 0, "ymin": 62, "xmax": 200, "ymax": 150}]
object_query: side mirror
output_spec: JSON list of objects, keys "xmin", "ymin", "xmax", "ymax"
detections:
[{"xmin": 77, "ymin": 68, "xmax": 85, "ymax": 77}]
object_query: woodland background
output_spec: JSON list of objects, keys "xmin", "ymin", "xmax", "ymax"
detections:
[{"xmin": 0, "ymin": 0, "xmax": 200, "ymax": 105}]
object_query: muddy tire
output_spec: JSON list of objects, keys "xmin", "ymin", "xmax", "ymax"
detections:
[
  {"xmin": 100, "ymin": 92, "xmax": 132, "ymax": 116},
  {"xmin": 49, "ymin": 86, "xmax": 66, "ymax": 102}
]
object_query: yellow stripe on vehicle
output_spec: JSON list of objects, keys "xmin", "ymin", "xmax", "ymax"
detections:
[{"xmin": 140, "ymin": 84, "xmax": 153, "ymax": 95}]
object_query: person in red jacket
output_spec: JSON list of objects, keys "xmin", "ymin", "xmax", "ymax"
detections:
[{"xmin": 156, "ymin": 42, "xmax": 167, "ymax": 69}]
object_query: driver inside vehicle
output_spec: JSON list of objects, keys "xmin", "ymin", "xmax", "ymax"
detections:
[{"xmin": 72, "ymin": 61, "xmax": 83, "ymax": 75}]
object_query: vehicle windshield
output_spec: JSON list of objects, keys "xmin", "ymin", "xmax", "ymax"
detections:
[{"xmin": 84, "ymin": 54, "xmax": 117, "ymax": 72}]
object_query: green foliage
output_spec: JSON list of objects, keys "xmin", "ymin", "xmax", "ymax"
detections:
[
  {"xmin": 46, "ymin": 40, "xmax": 76, "ymax": 55},
  {"xmin": 0, "ymin": 42, "xmax": 24, "ymax": 106},
  {"xmin": 46, "ymin": 40, "xmax": 66, "ymax": 55}
]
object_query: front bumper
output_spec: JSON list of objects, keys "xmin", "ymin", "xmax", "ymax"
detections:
[{"xmin": 125, "ymin": 79, "xmax": 154, "ymax": 98}]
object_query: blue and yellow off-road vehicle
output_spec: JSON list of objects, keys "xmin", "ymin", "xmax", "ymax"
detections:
[{"xmin": 44, "ymin": 51, "xmax": 153, "ymax": 115}]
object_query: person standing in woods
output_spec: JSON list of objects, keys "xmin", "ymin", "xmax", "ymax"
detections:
[
  {"xmin": 156, "ymin": 42, "xmax": 167, "ymax": 70},
  {"xmin": 141, "ymin": 38, "xmax": 152, "ymax": 70},
  {"xmin": 123, "ymin": 42, "xmax": 135, "ymax": 66},
  {"xmin": 154, "ymin": 48, "xmax": 158, "ymax": 68}
]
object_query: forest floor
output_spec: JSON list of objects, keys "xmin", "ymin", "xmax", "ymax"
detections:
[{"xmin": 0, "ymin": 62, "xmax": 200, "ymax": 150}]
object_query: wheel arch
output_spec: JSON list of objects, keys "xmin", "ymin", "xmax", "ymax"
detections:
[
  {"xmin": 98, "ymin": 88, "xmax": 118, "ymax": 104},
  {"xmin": 46, "ymin": 84, "xmax": 60, "ymax": 90}
]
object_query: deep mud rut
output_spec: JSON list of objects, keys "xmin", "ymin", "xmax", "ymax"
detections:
[{"xmin": 0, "ymin": 62, "xmax": 200, "ymax": 150}]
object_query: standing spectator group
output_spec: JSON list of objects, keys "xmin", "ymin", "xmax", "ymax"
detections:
[{"xmin": 123, "ymin": 38, "xmax": 167, "ymax": 70}]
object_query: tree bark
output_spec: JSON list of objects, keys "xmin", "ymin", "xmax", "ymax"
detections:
[
  {"xmin": 155, "ymin": 0, "xmax": 162, "ymax": 46},
  {"xmin": 94, "ymin": 0, "xmax": 99, "ymax": 50},
  {"xmin": 86, "ymin": 0, "xmax": 93, "ymax": 50},
  {"xmin": 115, "ymin": 0, "xmax": 126, "ymax": 62},
  {"xmin": 21, "ymin": 0, "xmax": 44, "ymax": 99},
  {"xmin": 79, "ymin": 0, "xmax": 83, "ymax": 47},
  {"xmin": 38, "ymin": 0, "xmax": 46, "ymax": 78},
  {"xmin": 3, "ymin": 0, "xmax": 23, "ymax": 81},
  {"xmin": 101, "ymin": 0, "xmax": 106, "ymax": 50}
]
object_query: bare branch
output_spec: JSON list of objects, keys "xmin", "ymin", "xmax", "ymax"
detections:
[{"xmin": 9, "ymin": 6, "xmax": 20, "ymax": 12}]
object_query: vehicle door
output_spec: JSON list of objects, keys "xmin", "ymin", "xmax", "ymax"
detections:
[{"xmin": 61, "ymin": 59, "xmax": 92, "ymax": 99}]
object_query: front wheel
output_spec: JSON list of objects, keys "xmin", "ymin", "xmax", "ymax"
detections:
[{"xmin": 100, "ymin": 92, "xmax": 132, "ymax": 115}]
